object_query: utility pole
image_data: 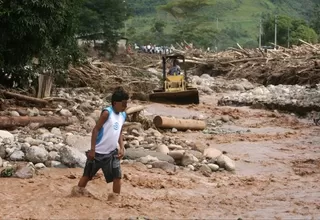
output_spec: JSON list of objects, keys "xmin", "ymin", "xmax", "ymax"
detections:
[
  {"xmin": 259, "ymin": 16, "xmax": 262, "ymax": 48},
  {"xmin": 287, "ymin": 26, "xmax": 290, "ymax": 48},
  {"xmin": 274, "ymin": 15, "xmax": 277, "ymax": 50},
  {"xmin": 124, "ymin": 0, "xmax": 127, "ymax": 38},
  {"xmin": 216, "ymin": 18, "xmax": 219, "ymax": 30}
]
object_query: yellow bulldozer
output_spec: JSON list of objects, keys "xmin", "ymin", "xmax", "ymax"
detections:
[{"xmin": 149, "ymin": 54, "xmax": 200, "ymax": 105}]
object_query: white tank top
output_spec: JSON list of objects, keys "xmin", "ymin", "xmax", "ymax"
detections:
[{"xmin": 95, "ymin": 106, "xmax": 126, "ymax": 154}]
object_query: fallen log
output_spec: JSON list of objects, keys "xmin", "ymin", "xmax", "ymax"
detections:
[
  {"xmin": 153, "ymin": 116, "xmax": 206, "ymax": 130},
  {"xmin": 0, "ymin": 116, "xmax": 75, "ymax": 129},
  {"xmin": 0, "ymin": 90, "xmax": 48, "ymax": 106},
  {"xmin": 125, "ymin": 105, "xmax": 145, "ymax": 115}
]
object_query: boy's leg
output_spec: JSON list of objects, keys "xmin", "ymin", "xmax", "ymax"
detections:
[
  {"xmin": 78, "ymin": 176, "xmax": 90, "ymax": 188},
  {"xmin": 102, "ymin": 156, "xmax": 122, "ymax": 193},
  {"xmin": 78, "ymin": 160, "xmax": 100, "ymax": 188},
  {"xmin": 113, "ymin": 178, "xmax": 121, "ymax": 194}
]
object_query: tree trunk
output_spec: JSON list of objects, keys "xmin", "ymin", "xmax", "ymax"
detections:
[
  {"xmin": 0, "ymin": 90, "xmax": 48, "ymax": 106},
  {"xmin": 0, "ymin": 116, "xmax": 75, "ymax": 129},
  {"xmin": 153, "ymin": 116, "xmax": 206, "ymax": 130}
]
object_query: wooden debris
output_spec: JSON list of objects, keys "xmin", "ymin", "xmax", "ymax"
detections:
[
  {"xmin": 153, "ymin": 115, "xmax": 206, "ymax": 130},
  {"xmin": 0, "ymin": 90, "xmax": 48, "ymax": 106},
  {"xmin": 0, "ymin": 116, "xmax": 75, "ymax": 129}
]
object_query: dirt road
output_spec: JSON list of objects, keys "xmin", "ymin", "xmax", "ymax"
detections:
[{"xmin": 1, "ymin": 95, "xmax": 320, "ymax": 219}]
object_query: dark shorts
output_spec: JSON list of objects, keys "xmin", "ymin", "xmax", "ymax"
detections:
[{"xmin": 83, "ymin": 149, "xmax": 121, "ymax": 183}]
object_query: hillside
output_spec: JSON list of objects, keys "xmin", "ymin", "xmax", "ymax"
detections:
[{"xmin": 126, "ymin": 0, "xmax": 317, "ymax": 49}]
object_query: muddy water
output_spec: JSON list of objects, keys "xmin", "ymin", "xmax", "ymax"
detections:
[{"xmin": 1, "ymin": 95, "xmax": 320, "ymax": 219}]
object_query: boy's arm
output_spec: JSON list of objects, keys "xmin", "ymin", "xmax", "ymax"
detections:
[
  {"xmin": 118, "ymin": 127, "xmax": 125, "ymax": 159},
  {"xmin": 90, "ymin": 111, "xmax": 109, "ymax": 154}
]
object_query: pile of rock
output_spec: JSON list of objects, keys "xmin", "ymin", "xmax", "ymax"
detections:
[
  {"xmin": 191, "ymin": 74, "xmax": 255, "ymax": 95},
  {"xmin": 122, "ymin": 127, "xmax": 236, "ymax": 174},
  {"xmin": 0, "ymin": 124, "xmax": 236, "ymax": 177},
  {"xmin": 218, "ymin": 84, "xmax": 320, "ymax": 114}
]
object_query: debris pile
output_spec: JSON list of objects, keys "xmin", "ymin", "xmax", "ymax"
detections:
[
  {"xmin": 67, "ymin": 60, "xmax": 159, "ymax": 95},
  {"xmin": 0, "ymin": 87, "xmax": 234, "ymax": 178},
  {"xmin": 168, "ymin": 41, "xmax": 320, "ymax": 86}
]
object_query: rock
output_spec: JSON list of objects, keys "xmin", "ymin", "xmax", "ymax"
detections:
[
  {"xmin": 65, "ymin": 135, "xmax": 90, "ymax": 152},
  {"xmin": 124, "ymin": 148, "xmax": 174, "ymax": 164},
  {"xmin": 20, "ymin": 143, "xmax": 31, "ymax": 153},
  {"xmin": 48, "ymin": 151, "xmax": 60, "ymax": 161},
  {"xmin": 35, "ymin": 163, "xmax": 46, "ymax": 169},
  {"xmin": 0, "ymin": 157, "xmax": 2, "ymax": 167},
  {"xmin": 79, "ymin": 102, "xmax": 93, "ymax": 112},
  {"xmin": 138, "ymin": 155, "xmax": 159, "ymax": 164},
  {"xmin": 9, "ymin": 150, "xmax": 25, "ymax": 161},
  {"xmin": 168, "ymin": 150, "xmax": 185, "ymax": 160},
  {"xmin": 27, "ymin": 107, "xmax": 39, "ymax": 116},
  {"xmin": 29, "ymin": 123, "xmax": 40, "ymax": 130},
  {"xmin": 0, "ymin": 130, "xmax": 14, "ymax": 143},
  {"xmin": 203, "ymin": 147, "xmax": 222, "ymax": 159},
  {"xmin": 190, "ymin": 142, "xmax": 206, "ymax": 153},
  {"xmin": 129, "ymin": 140, "xmax": 140, "ymax": 148},
  {"xmin": 83, "ymin": 117, "xmax": 96, "ymax": 132},
  {"xmin": 199, "ymin": 164, "xmax": 212, "ymax": 173},
  {"xmin": 187, "ymin": 150, "xmax": 203, "ymax": 160},
  {"xmin": 90, "ymin": 110, "xmax": 101, "ymax": 122},
  {"xmin": 216, "ymin": 154, "xmax": 236, "ymax": 171},
  {"xmin": 181, "ymin": 152, "xmax": 199, "ymax": 166},
  {"xmin": 25, "ymin": 146, "xmax": 48, "ymax": 163},
  {"xmin": 24, "ymin": 137, "xmax": 44, "ymax": 145},
  {"xmin": 51, "ymin": 127, "xmax": 62, "ymax": 136},
  {"xmin": 146, "ymin": 128, "xmax": 162, "ymax": 137},
  {"xmin": 59, "ymin": 145, "xmax": 86, "ymax": 168},
  {"xmin": 221, "ymin": 115, "xmax": 230, "ymax": 122},
  {"xmin": 0, "ymin": 145, "xmax": 6, "ymax": 159},
  {"xmin": 156, "ymin": 144, "xmax": 169, "ymax": 154},
  {"xmin": 131, "ymin": 129, "xmax": 140, "ymax": 137},
  {"xmin": 17, "ymin": 109, "xmax": 28, "ymax": 116},
  {"xmin": 9, "ymin": 111, "xmax": 20, "ymax": 117},
  {"xmin": 168, "ymin": 144, "xmax": 183, "ymax": 150},
  {"xmin": 188, "ymin": 164, "xmax": 195, "ymax": 171},
  {"xmin": 208, "ymin": 163, "xmax": 220, "ymax": 172},
  {"xmin": 151, "ymin": 161, "xmax": 176, "ymax": 173},
  {"xmin": 146, "ymin": 164, "xmax": 152, "ymax": 169},
  {"xmin": 45, "ymin": 160, "xmax": 66, "ymax": 168},
  {"xmin": 231, "ymin": 84, "xmax": 245, "ymax": 92},
  {"xmin": 59, "ymin": 109, "xmax": 72, "ymax": 117},
  {"xmin": 172, "ymin": 128, "xmax": 178, "ymax": 133},
  {"xmin": 14, "ymin": 162, "xmax": 35, "ymax": 179}
]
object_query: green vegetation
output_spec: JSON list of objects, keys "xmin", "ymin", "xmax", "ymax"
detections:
[
  {"xmin": 0, "ymin": 0, "xmax": 128, "ymax": 88},
  {"xmin": 262, "ymin": 15, "xmax": 318, "ymax": 47},
  {"xmin": 126, "ymin": 0, "xmax": 319, "ymax": 49}
]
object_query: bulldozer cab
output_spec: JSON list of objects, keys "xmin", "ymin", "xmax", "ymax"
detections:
[
  {"xmin": 162, "ymin": 54, "xmax": 187, "ymax": 92},
  {"xmin": 148, "ymin": 54, "xmax": 199, "ymax": 105}
]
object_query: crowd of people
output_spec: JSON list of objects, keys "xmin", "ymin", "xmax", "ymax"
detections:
[{"xmin": 125, "ymin": 42, "xmax": 196, "ymax": 55}]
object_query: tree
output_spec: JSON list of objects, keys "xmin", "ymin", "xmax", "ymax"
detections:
[
  {"xmin": 0, "ymin": 0, "xmax": 83, "ymax": 88},
  {"xmin": 77, "ymin": 0, "xmax": 129, "ymax": 55},
  {"xmin": 158, "ymin": 0, "xmax": 218, "ymax": 48},
  {"xmin": 262, "ymin": 14, "xmax": 318, "ymax": 47},
  {"xmin": 310, "ymin": 3, "xmax": 320, "ymax": 37}
]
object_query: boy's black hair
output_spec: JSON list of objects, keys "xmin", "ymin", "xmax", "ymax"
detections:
[{"xmin": 111, "ymin": 87, "xmax": 129, "ymax": 105}]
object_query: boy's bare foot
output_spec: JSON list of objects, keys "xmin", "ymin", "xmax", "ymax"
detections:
[
  {"xmin": 71, "ymin": 186, "xmax": 92, "ymax": 197},
  {"xmin": 107, "ymin": 192, "xmax": 122, "ymax": 202}
]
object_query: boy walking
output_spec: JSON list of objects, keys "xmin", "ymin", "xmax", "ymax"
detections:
[{"xmin": 76, "ymin": 88, "xmax": 129, "ymax": 197}]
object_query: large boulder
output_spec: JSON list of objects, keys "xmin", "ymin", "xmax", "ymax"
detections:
[
  {"xmin": 124, "ymin": 148, "xmax": 174, "ymax": 164},
  {"xmin": 216, "ymin": 154, "xmax": 236, "ymax": 171},
  {"xmin": 203, "ymin": 147, "xmax": 222, "ymax": 159},
  {"xmin": 65, "ymin": 135, "xmax": 91, "ymax": 153},
  {"xmin": 59, "ymin": 145, "xmax": 86, "ymax": 168},
  {"xmin": 25, "ymin": 146, "xmax": 48, "ymax": 163},
  {"xmin": 0, "ymin": 130, "xmax": 14, "ymax": 142}
]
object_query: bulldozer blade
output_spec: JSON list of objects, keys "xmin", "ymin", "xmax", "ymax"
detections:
[{"xmin": 149, "ymin": 89, "xmax": 199, "ymax": 105}]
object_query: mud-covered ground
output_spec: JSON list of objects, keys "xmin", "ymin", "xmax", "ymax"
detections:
[{"xmin": 1, "ymin": 95, "xmax": 320, "ymax": 219}]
